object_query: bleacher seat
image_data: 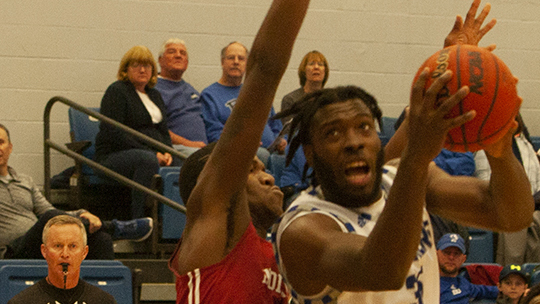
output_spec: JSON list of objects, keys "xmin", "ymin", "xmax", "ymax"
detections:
[
  {"xmin": 67, "ymin": 107, "xmax": 134, "ymax": 218},
  {"xmin": 531, "ymin": 269, "xmax": 540, "ymax": 286},
  {"xmin": 160, "ymin": 168, "xmax": 185, "ymax": 240},
  {"xmin": 379, "ymin": 116, "xmax": 398, "ymax": 147},
  {"xmin": 68, "ymin": 107, "xmax": 102, "ymax": 181},
  {"xmin": 0, "ymin": 260, "xmax": 132, "ymax": 304},
  {"xmin": 467, "ymin": 228, "xmax": 494, "ymax": 263},
  {"xmin": 80, "ymin": 265, "xmax": 132, "ymax": 304},
  {"xmin": 151, "ymin": 167, "xmax": 184, "ymax": 256},
  {"xmin": 530, "ymin": 136, "xmax": 540, "ymax": 152},
  {"xmin": 523, "ymin": 263, "xmax": 540, "ymax": 278}
]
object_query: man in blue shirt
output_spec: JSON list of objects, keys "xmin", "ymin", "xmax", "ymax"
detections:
[
  {"xmin": 438, "ymin": 233, "xmax": 499, "ymax": 303},
  {"xmin": 200, "ymin": 42, "xmax": 286, "ymax": 165},
  {"xmin": 156, "ymin": 38, "xmax": 208, "ymax": 158}
]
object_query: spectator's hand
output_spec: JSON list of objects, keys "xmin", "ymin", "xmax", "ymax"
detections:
[
  {"xmin": 157, "ymin": 152, "xmax": 173, "ymax": 166},
  {"xmin": 443, "ymin": 0, "xmax": 497, "ymax": 50},
  {"xmin": 277, "ymin": 138, "xmax": 287, "ymax": 154},
  {"xmin": 407, "ymin": 68, "xmax": 474, "ymax": 161},
  {"xmin": 79, "ymin": 212, "xmax": 102, "ymax": 234}
]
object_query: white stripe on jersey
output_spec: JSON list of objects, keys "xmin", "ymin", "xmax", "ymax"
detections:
[{"xmin": 188, "ymin": 269, "xmax": 201, "ymax": 304}]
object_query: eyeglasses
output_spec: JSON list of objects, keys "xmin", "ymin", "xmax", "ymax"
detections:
[
  {"xmin": 307, "ymin": 61, "xmax": 324, "ymax": 67},
  {"xmin": 129, "ymin": 62, "xmax": 152, "ymax": 69}
]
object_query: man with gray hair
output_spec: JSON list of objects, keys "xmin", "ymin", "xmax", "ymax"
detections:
[
  {"xmin": 200, "ymin": 41, "xmax": 286, "ymax": 164},
  {"xmin": 8, "ymin": 215, "xmax": 117, "ymax": 303},
  {"xmin": 155, "ymin": 38, "xmax": 207, "ymax": 157}
]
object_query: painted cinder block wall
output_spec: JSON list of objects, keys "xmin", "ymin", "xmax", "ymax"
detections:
[{"xmin": 1, "ymin": 0, "xmax": 539, "ymax": 185}]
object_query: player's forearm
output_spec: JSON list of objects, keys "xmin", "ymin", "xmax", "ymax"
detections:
[
  {"xmin": 360, "ymin": 154, "xmax": 430, "ymax": 289},
  {"xmin": 486, "ymin": 151, "xmax": 534, "ymax": 231}
]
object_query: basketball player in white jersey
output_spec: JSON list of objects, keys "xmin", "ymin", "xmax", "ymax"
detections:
[{"xmin": 271, "ymin": 1, "xmax": 533, "ymax": 303}]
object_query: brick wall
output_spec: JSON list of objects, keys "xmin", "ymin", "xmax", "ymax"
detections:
[{"xmin": 1, "ymin": 0, "xmax": 539, "ymax": 185}]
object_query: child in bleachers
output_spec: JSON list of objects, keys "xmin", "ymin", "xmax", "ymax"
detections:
[{"xmin": 497, "ymin": 264, "xmax": 529, "ymax": 304}]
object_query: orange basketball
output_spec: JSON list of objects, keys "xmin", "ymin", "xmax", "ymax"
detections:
[{"xmin": 413, "ymin": 44, "xmax": 521, "ymax": 152}]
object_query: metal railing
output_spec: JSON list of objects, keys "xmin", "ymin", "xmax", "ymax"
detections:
[{"xmin": 43, "ymin": 96, "xmax": 187, "ymax": 214}]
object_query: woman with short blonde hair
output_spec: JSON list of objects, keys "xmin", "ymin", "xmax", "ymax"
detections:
[{"xmin": 95, "ymin": 45, "xmax": 178, "ymax": 219}]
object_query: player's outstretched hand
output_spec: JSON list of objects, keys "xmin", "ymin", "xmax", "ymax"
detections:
[
  {"xmin": 407, "ymin": 68, "xmax": 475, "ymax": 161},
  {"xmin": 444, "ymin": 0, "xmax": 497, "ymax": 51}
]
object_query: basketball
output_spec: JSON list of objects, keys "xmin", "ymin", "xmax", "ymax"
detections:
[{"xmin": 413, "ymin": 44, "xmax": 521, "ymax": 152}]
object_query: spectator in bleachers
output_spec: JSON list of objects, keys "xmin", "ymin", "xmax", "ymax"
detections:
[
  {"xmin": 200, "ymin": 41, "xmax": 285, "ymax": 165},
  {"xmin": 0, "ymin": 123, "xmax": 152, "ymax": 260},
  {"xmin": 276, "ymin": 51, "xmax": 328, "ymax": 203},
  {"xmin": 7, "ymin": 215, "xmax": 117, "ymax": 304},
  {"xmin": 155, "ymin": 38, "xmax": 207, "ymax": 158},
  {"xmin": 272, "ymin": 1, "xmax": 534, "ymax": 302},
  {"xmin": 279, "ymin": 50, "xmax": 329, "ymax": 125},
  {"xmin": 496, "ymin": 264, "xmax": 529, "ymax": 304},
  {"xmin": 474, "ymin": 114, "xmax": 540, "ymax": 265},
  {"xmin": 279, "ymin": 145, "xmax": 312, "ymax": 206},
  {"xmin": 94, "ymin": 45, "xmax": 180, "ymax": 219},
  {"xmin": 438, "ymin": 233, "xmax": 499, "ymax": 304},
  {"xmin": 167, "ymin": 0, "xmax": 312, "ymax": 301}
]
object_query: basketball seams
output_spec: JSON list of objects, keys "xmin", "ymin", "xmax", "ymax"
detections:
[
  {"xmin": 475, "ymin": 52, "xmax": 500, "ymax": 146},
  {"xmin": 416, "ymin": 45, "xmax": 518, "ymax": 152},
  {"xmin": 455, "ymin": 45, "xmax": 470, "ymax": 152}
]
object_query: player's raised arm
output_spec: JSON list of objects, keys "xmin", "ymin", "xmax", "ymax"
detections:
[{"xmin": 176, "ymin": 0, "xmax": 310, "ymax": 274}]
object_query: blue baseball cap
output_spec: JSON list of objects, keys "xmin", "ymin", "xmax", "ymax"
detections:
[{"xmin": 437, "ymin": 233, "xmax": 466, "ymax": 254}]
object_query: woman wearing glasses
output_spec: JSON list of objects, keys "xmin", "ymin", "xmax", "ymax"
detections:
[{"xmin": 95, "ymin": 45, "xmax": 177, "ymax": 219}]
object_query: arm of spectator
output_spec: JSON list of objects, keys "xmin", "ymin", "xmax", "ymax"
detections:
[
  {"xmin": 201, "ymin": 92, "xmax": 226, "ymax": 143},
  {"xmin": 31, "ymin": 177, "xmax": 56, "ymax": 217},
  {"xmin": 79, "ymin": 212, "xmax": 102, "ymax": 234},
  {"xmin": 168, "ymin": 130, "xmax": 206, "ymax": 148},
  {"xmin": 443, "ymin": 0, "xmax": 496, "ymax": 50},
  {"xmin": 99, "ymin": 84, "xmax": 153, "ymax": 151},
  {"xmin": 469, "ymin": 283, "xmax": 499, "ymax": 300}
]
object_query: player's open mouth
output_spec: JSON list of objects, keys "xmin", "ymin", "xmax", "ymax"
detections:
[{"xmin": 344, "ymin": 161, "xmax": 370, "ymax": 185}]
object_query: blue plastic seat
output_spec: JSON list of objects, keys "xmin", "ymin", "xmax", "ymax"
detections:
[
  {"xmin": 160, "ymin": 168, "xmax": 185, "ymax": 240},
  {"xmin": 379, "ymin": 116, "xmax": 398, "ymax": 147},
  {"xmin": 531, "ymin": 269, "xmax": 540, "ymax": 286},
  {"xmin": 80, "ymin": 265, "xmax": 132, "ymax": 304},
  {"xmin": 522, "ymin": 263, "xmax": 540, "ymax": 277},
  {"xmin": 466, "ymin": 228, "xmax": 494, "ymax": 263},
  {"xmin": 68, "ymin": 107, "xmax": 102, "ymax": 180}
]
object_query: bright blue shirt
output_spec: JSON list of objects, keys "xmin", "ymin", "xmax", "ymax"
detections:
[
  {"xmin": 280, "ymin": 146, "xmax": 311, "ymax": 190},
  {"xmin": 155, "ymin": 77, "xmax": 208, "ymax": 143},
  {"xmin": 200, "ymin": 82, "xmax": 282, "ymax": 147},
  {"xmin": 440, "ymin": 276, "xmax": 498, "ymax": 304}
]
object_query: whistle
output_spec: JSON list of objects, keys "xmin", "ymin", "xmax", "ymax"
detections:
[{"xmin": 61, "ymin": 263, "xmax": 69, "ymax": 289}]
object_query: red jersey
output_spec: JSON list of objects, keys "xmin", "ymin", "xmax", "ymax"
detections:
[{"xmin": 169, "ymin": 222, "xmax": 289, "ymax": 304}]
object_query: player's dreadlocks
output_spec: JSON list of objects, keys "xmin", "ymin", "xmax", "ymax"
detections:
[{"xmin": 274, "ymin": 86, "xmax": 383, "ymax": 168}]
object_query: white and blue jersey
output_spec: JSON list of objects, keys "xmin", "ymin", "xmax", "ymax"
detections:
[{"xmin": 271, "ymin": 165, "xmax": 439, "ymax": 304}]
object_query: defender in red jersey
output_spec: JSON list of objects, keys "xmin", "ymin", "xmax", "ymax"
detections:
[{"xmin": 168, "ymin": 0, "xmax": 311, "ymax": 302}]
